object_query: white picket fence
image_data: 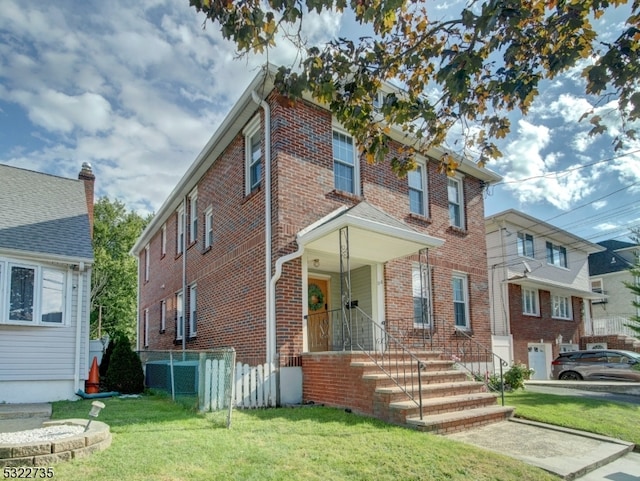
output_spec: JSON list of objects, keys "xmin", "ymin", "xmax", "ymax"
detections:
[
  {"xmin": 234, "ymin": 362, "xmax": 277, "ymax": 408},
  {"xmin": 199, "ymin": 358, "xmax": 231, "ymax": 412}
]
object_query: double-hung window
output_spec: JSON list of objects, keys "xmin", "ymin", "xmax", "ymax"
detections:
[
  {"xmin": 175, "ymin": 291, "xmax": 184, "ymax": 340},
  {"xmin": 448, "ymin": 176, "xmax": 464, "ymax": 229},
  {"xmin": 522, "ymin": 288, "xmax": 539, "ymax": 316},
  {"xmin": 333, "ymin": 129, "xmax": 359, "ymax": 194},
  {"xmin": 546, "ymin": 241, "xmax": 567, "ymax": 268},
  {"xmin": 160, "ymin": 224, "xmax": 166, "ymax": 257},
  {"xmin": 412, "ymin": 265, "xmax": 432, "ymax": 326},
  {"xmin": 552, "ymin": 294, "xmax": 572, "ymax": 320},
  {"xmin": 244, "ymin": 116, "xmax": 262, "ymax": 195},
  {"xmin": 452, "ymin": 273, "xmax": 470, "ymax": 329},
  {"xmin": 517, "ymin": 232, "xmax": 535, "ymax": 258},
  {"xmin": 176, "ymin": 205, "xmax": 185, "ymax": 255},
  {"xmin": 143, "ymin": 309, "xmax": 149, "ymax": 348},
  {"xmin": 408, "ymin": 162, "xmax": 428, "ymax": 217},
  {"xmin": 1, "ymin": 260, "xmax": 68, "ymax": 325},
  {"xmin": 189, "ymin": 189, "xmax": 198, "ymax": 244},
  {"xmin": 160, "ymin": 299, "xmax": 166, "ymax": 332},
  {"xmin": 144, "ymin": 244, "xmax": 150, "ymax": 282},
  {"xmin": 204, "ymin": 206, "xmax": 214, "ymax": 249},
  {"xmin": 189, "ymin": 284, "xmax": 197, "ymax": 337}
]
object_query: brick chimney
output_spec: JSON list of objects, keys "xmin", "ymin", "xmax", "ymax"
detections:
[{"xmin": 78, "ymin": 162, "xmax": 95, "ymax": 238}]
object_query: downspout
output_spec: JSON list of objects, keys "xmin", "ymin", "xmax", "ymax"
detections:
[
  {"xmin": 73, "ymin": 262, "xmax": 85, "ymax": 394},
  {"xmin": 251, "ymin": 90, "xmax": 273, "ymax": 364},
  {"xmin": 182, "ymin": 195, "xmax": 187, "ymax": 352}
]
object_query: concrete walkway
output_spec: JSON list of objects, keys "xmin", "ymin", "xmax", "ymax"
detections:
[{"xmin": 0, "ymin": 403, "xmax": 51, "ymax": 433}]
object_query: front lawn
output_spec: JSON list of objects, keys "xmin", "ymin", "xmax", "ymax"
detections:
[
  {"xmin": 506, "ymin": 390, "xmax": 640, "ymax": 445},
  {"xmin": 50, "ymin": 394, "xmax": 555, "ymax": 481}
]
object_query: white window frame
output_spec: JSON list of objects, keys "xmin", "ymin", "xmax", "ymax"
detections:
[
  {"xmin": 176, "ymin": 205, "xmax": 185, "ymax": 255},
  {"xmin": 143, "ymin": 308, "xmax": 149, "ymax": 348},
  {"xmin": 176, "ymin": 290, "xmax": 184, "ymax": 340},
  {"xmin": 412, "ymin": 264, "xmax": 432, "ymax": 327},
  {"xmin": 205, "ymin": 205, "xmax": 214, "ymax": 249},
  {"xmin": 332, "ymin": 126, "xmax": 360, "ymax": 195},
  {"xmin": 517, "ymin": 232, "xmax": 535, "ymax": 258},
  {"xmin": 189, "ymin": 189, "xmax": 198, "ymax": 244},
  {"xmin": 551, "ymin": 294, "xmax": 572, "ymax": 320},
  {"xmin": 452, "ymin": 272, "xmax": 470, "ymax": 329},
  {"xmin": 244, "ymin": 115, "xmax": 262, "ymax": 195},
  {"xmin": 0, "ymin": 258, "xmax": 69, "ymax": 327},
  {"xmin": 447, "ymin": 175, "xmax": 465, "ymax": 229},
  {"xmin": 522, "ymin": 287, "xmax": 539, "ymax": 316},
  {"xmin": 160, "ymin": 224, "xmax": 166, "ymax": 257},
  {"xmin": 546, "ymin": 241, "xmax": 568, "ymax": 268},
  {"xmin": 189, "ymin": 284, "xmax": 197, "ymax": 338},
  {"xmin": 160, "ymin": 299, "xmax": 166, "ymax": 332},
  {"xmin": 408, "ymin": 159, "xmax": 428, "ymax": 217},
  {"xmin": 144, "ymin": 244, "xmax": 150, "ymax": 282}
]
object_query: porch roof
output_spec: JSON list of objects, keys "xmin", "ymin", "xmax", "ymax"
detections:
[
  {"xmin": 507, "ymin": 274, "xmax": 606, "ymax": 300},
  {"xmin": 297, "ymin": 201, "xmax": 444, "ymax": 264}
]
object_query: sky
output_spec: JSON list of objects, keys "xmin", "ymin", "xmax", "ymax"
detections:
[{"xmin": 1, "ymin": 0, "xmax": 639, "ymax": 245}]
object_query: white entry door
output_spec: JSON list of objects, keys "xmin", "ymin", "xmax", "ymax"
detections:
[{"xmin": 527, "ymin": 344, "xmax": 550, "ymax": 380}]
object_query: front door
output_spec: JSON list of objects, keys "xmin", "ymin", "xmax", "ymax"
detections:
[{"xmin": 308, "ymin": 278, "xmax": 329, "ymax": 352}]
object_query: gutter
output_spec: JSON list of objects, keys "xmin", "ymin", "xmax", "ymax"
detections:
[{"xmin": 251, "ymin": 90, "xmax": 273, "ymax": 364}]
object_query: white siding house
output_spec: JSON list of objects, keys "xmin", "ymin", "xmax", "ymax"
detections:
[{"xmin": 0, "ymin": 164, "xmax": 95, "ymax": 403}]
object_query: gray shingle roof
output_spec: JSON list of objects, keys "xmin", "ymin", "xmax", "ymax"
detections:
[
  {"xmin": 0, "ymin": 164, "xmax": 94, "ymax": 261},
  {"xmin": 588, "ymin": 240, "xmax": 634, "ymax": 276}
]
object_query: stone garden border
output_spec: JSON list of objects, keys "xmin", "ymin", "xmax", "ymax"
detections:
[{"xmin": 0, "ymin": 419, "xmax": 111, "ymax": 467}]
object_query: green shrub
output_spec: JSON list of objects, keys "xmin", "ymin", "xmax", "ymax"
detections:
[
  {"xmin": 503, "ymin": 363, "xmax": 535, "ymax": 391},
  {"xmin": 104, "ymin": 334, "xmax": 144, "ymax": 394}
]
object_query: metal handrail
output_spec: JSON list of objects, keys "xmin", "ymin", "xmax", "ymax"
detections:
[
  {"xmin": 306, "ymin": 307, "xmax": 427, "ymax": 420},
  {"xmin": 435, "ymin": 320, "xmax": 509, "ymax": 406}
]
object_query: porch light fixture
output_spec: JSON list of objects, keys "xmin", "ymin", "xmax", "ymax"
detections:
[
  {"xmin": 85, "ymin": 401, "xmax": 105, "ymax": 432},
  {"xmin": 312, "ymin": 259, "xmax": 320, "ymax": 268}
]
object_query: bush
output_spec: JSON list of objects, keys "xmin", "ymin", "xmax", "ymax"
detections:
[
  {"xmin": 104, "ymin": 334, "xmax": 144, "ymax": 394},
  {"xmin": 503, "ymin": 363, "xmax": 535, "ymax": 391}
]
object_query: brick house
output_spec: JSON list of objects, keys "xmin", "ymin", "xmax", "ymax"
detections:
[
  {"xmin": 132, "ymin": 65, "xmax": 513, "ymax": 432},
  {"xmin": 0, "ymin": 163, "xmax": 95, "ymax": 403},
  {"xmin": 485, "ymin": 209, "xmax": 605, "ymax": 379}
]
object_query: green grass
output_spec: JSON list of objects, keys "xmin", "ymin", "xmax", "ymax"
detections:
[
  {"xmin": 506, "ymin": 390, "xmax": 640, "ymax": 445},
  {"xmin": 50, "ymin": 393, "xmax": 556, "ymax": 481}
]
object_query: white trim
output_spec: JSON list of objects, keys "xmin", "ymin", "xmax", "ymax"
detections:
[
  {"xmin": 176, "ymin": 204, "xmax": 185, "ymax": 255},
  {"xmin": 244, "ymin": 114, "xmax": 262, "ymax": 196},
  {"xmin": 161, "ymin": 224, "xmax": 167, "ymax": 257},
  {"xmin": 176, "ymin": 290, "xmax": 184, "ymax": 340},
  {"xmin": 412, "ymin": 263, "xmax": 433, "ymax": 327},
  {"xmin": 160, "ymin": 299, "xmax": 166, "ymax": 331},
  {"xmin": 522, "ymin": 287, "xmax": 539, "ymax": 316},
  {"xmin": 332, "ymin": 125, "xmax": 360, "ymax": 195},
  {"xmin": 144, "ymin": 244, "xmax": 150, "ymax": 282},
  {"xmin": 205, "ymin": 205, "xmax": 214, "ymax": 249},
  {"xmin": 189, "ymin": 283, "xmax": 197, "ymax": 337},
  {"xmin": 144, "ymin": 308, "xmax": 149, "ymax": 348},
  {"xmin": 452, "ymin": 272, "xmax": 470, "ymax": 329},
  {"xmin": 447, "ymin": 175, "xmax": 465, "ymax": 229},
  {"xmin": 188, "ymin": 188, "xmax": 198, "ymax": 244},
  {"xmin": 408, "ymin": 157, "xmax": 428, "ymax": 217},
  {"xmin": 551, "ymin": 293, "xmax": 572, "ymax": 320}
]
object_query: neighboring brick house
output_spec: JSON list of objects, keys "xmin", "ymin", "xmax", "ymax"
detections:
[
  {"xmin": 485, "ymin": 209, "xmax": 605, "ymax": 379},
  {"xmin": 0, "ymin": 163, "xmax": 95, "ymax": 403},
  {"xmin": 586, "ymin": 240, "xmax": 640, "ymax": 349},
  {"xmin": 132, "ymin": 66, "xmax": 508, "ymax": 430}
]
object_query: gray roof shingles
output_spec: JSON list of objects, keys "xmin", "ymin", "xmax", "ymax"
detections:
[
  {"xmin": 588, "ymin": 240, "xmax": 635, "ymax": 276},
  {"xmin": 0, "ymin": 164, "xmax": 94, "ymax": 260}
]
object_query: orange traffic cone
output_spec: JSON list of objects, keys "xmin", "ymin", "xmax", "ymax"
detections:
[{"xmin": 85, "ymin": 356, "xmax": 100, "ymax": 394}]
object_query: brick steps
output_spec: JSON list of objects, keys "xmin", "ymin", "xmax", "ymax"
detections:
[
  {"xmin": 406, "ymin": 405, "xmax": 514, "ymax": 434},
  {"xmin": 357, "ymin": 352, "xmax": 514, "ymax": 434}
]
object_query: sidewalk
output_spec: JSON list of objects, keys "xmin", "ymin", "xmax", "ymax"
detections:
[{"xmin": 447, "ymin": 418, "xmax": 638, "ymax": 480}]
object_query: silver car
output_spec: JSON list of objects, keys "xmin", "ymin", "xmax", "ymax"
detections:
[{"xmin": 551, "ymin": 349, "xmax": 640, "ymax": 381}]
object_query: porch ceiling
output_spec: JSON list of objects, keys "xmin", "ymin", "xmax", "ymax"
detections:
[{"xmin": 298, "ymin": 202, "xmax": 444, "ymax": 265}]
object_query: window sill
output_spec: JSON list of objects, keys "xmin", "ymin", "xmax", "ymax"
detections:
[
  {"xmin": 453, "ymin": 327, "xmax": 473, "ymax": 336},
  {"xmin": 160, "ymin": 253, "xmax": 166, "ymax": 260},
  {"xmin": 173, "ymin": 338, "xmax": 183, "ymax": 345},
  {"xmin": 243, "ymin": 185, "xmax": 261, "ymax": 204},
  {"xmin": 329, "ymin": 189, "xmax": 363, "ymax": 202},
  {"xmin": 187, "ymin": 241, "xmax": 197, "ymax": 250},
  {"xmin": 175, "ymin": 252, "xmax": 183, "ymax": 260},
  {"xmin": 552, "ymin": 317, "xmax": 574, "ymax": 322},
  {"xmin": 408, "ymin": 213, "xmax": 431, "ymax": 224},
  {"xmin": 1, "ymin": 321, "xmax": 66, "ymax": 328},
  {"xmin": 187, "ymin": 335, "xmax": 197, "ymax": 342},
  {"xmin": 448, "ymin": 225, "xmax": 467, "ymax": 235},
  {"xmin": 159, "ymin": 329, "xmax": 166, "ymax": 334},
  {"xmin": 201, "ymin": 246, "xmax": 212, "ymax": 255}
]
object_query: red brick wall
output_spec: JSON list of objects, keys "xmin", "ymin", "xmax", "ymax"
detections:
[
  {"xmin": 139, "ymin": 92, "xmax": 493, "ymax": 368},
  {"xmin": 508, "ymin": 284, "xmax": 584, "ymax": 365}
]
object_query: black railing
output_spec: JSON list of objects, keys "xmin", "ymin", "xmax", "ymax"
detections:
[{"xmin": 307, "ymin": 307, "xmax": 426, "ymax": 419}]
